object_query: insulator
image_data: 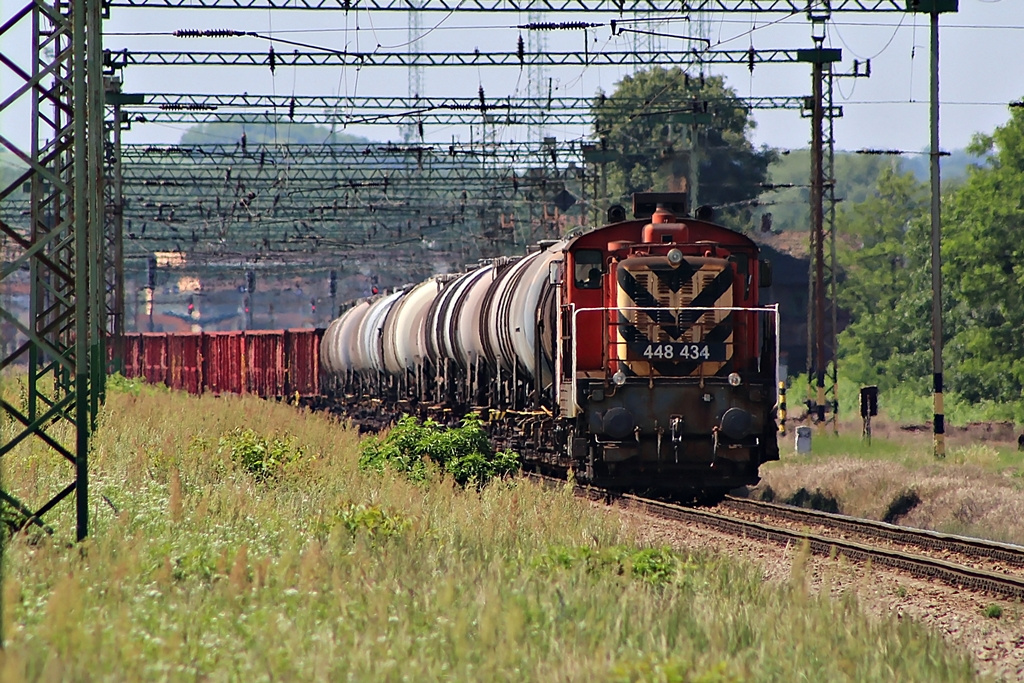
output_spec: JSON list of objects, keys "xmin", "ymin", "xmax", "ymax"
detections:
[
  {"xmin": 747, "ymin": 47, "xmax": 755, "ymax": 73},
  {"xmin": 517, "ymin": 35, "xmax": 525, "ymax": 64},
  {"xmin": 288, "ymin": 97, "xmax": 296, "ymax": 121},
  {"xmin": 518, "ymin": 21, "xmax": 600, "ymax": 31},
  {"xmin": 159, "ymin": 103, "xmax": 216, "ymax": 111},
  {"xmin": 268, "ymin": 46, "xmax": 276, "ymax": 74},
  {"xmin": 173, "ymin": 29, "xmax": 246, "ymax": 38}
]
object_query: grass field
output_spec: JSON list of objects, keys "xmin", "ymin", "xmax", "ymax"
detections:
[{"xmin": 0, "ymin": 379, "xmax": 978, "ymax": 681}]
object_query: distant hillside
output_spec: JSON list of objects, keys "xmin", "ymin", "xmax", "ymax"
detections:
[
  {"xmin": 754, "ymin": 147, "xmax": 981, "ymax": 236},
  {"xmin": 898, "ymin": 147, "xmax": 985, "ymax": 183},
  {"xmin": 179, "ymin": 123, "xmax": 371, "ymax": 145}
]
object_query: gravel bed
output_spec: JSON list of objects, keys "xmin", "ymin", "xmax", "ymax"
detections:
[{"xmin": 610, "ymin": 501, "xmax": 1024, "ymax": 682}]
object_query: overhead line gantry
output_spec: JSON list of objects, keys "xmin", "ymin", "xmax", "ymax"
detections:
[
  {"xmin": 118, "ymin": 94, "xmax": 834, "ymax": 126},
  {"xmin": 105, "ymin": 47, "xmax": 817, "ymax": 68},
  {"xmin": 102, "ymin": 0, "xmax": 919, "ymax": 12}
]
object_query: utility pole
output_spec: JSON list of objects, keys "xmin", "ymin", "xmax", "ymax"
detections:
[
  {"xmin": 799, "ymin": 13, "xmax": 840, "ymax": 430},
  {"xmin": 930, "ymin": 12, "xmax": 944, "ymax": 459},
  {"xmin": 912, "ymin": 0, "xmax": 958, "ymax": 457}
]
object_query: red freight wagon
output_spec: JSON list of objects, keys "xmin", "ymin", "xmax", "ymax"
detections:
[
  {"xmin": 245, "ymin": 331, "xmax": 286, "ymax": 397},
  {"xmin": 141, "ymin": 333, "xmax": 169, "ymax": 385},
  {"xmin": 284, "ymin": 329, "xmax": 320, "ymax": 397},
  {"xmin": 120, "ymin": 334, "xmax": 144, "ymax": 380},
  {"xmin": 202, "ymin": 332, "xmax": 245, "ymax": 395},
  {"xmin": 167, "ymin": 333, "xmax": 202, "ymax": 394},
  {"xmin": 114, "ymin": 329, "xmax": 323, "ymax": 399}
]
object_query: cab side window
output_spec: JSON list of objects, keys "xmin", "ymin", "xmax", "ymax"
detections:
[{"xmin": 574, "ymin": 250, "xmax": 604, "ymax": 289}]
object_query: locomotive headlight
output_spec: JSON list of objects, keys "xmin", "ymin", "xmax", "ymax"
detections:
[
  {"xmin": 728, "ymin": 372, "xmax": 742, "ymax": 387},
  {"xmin": 611, "ymin": 371, "xmax": 627, "ymax": 386},
  {"xmin": 667, "ymin": 248, "xmax": 684, "ymax": 266}
]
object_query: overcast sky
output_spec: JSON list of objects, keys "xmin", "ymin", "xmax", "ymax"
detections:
[{"xmin": 3, "ymin": 1, "xmax": 1023, "ymax": 153}]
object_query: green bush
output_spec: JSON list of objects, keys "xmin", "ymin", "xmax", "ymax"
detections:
[
  {"xmin": 339, "ymin": 503, "xmax": 410, "ymax": 539},
  {"xmin": 533, "ymin": 545, "xmax": 687, "ymax": 588},
  {"xmin": 218, "ymin": 427, "xmax": 308, "ymax": 482},
  {"xmin": 106, "ymin": 373, "xmax": 148, "ymax": 396},
  {"xmin": 359, "ymin": 414, "xmax": 520, "ymax": 486}
]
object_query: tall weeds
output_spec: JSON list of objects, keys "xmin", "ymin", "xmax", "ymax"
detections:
[{"xmin": 0, "ymin": 383, "xmax": 976, "ymax": 681}]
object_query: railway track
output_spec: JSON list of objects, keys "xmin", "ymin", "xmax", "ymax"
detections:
[
  {"xmin": 720, "ymin": 495, "xmax": 1024, "ymax": 570},
  {"xmin": 532, "ymin": 475, "xmax": 1024, "ymax": 601}
]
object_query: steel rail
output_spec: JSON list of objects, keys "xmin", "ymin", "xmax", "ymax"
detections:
[
  {"xmin": 528, "ymin": 475, "xmax": 1024, "ymax": 600},
  {"xmin": 721, "ymin": 495, "xmax": 1024, "ymax": 568},
  {"xmin": 618, "ymin": 492, "xmax": 1024, "ymax": 599}
]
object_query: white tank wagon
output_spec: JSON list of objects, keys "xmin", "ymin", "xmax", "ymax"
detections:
[
  {"xmin": 319, "ymin": 317, "xmax": 344, "ymax": 378},
  {"xmin": 355, "ymin": 290, "xmax": 406, "ymax": 374},
  {"xmin": 480, "ymin": 241, "xmax": 564, "ymax": 395},
  {"xmin": 425, "ymin": 264, "xmax": 495, "ymax": 403},
  {"xmin": 506, "ymin": 242, "xmax": 562, "ymax": 390},
  {"xmin": 381, "ymin": 278, "xmax": 444, "ymax": 378},
  {"xmin": 321, "ymin": 241, "xmax": 567, "ymax": 410},
  {"xmin": 321, "ymin": 299, "xmax": 371, "ymax": 381},
  {"xmin": 454, "ymin": 263, "xmax": 499, "ymax": 400},
  {"xmin": 425, "ymin": 269, "xmax": 478, "ymax": 372}
]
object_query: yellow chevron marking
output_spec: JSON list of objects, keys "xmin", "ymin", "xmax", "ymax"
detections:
[{"xmin": 616, "ymin": 263, "xmax": 734, "ymax": 377}]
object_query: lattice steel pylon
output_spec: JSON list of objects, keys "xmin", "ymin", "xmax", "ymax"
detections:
[
  {"xmin": 0, "ymin": 0, "xmax": 104, "ymax": 540},
  {"xmin": 104, "ymin": 77, "xmax": 127, "ymax": 375},
  {"xmin": 404, "ymin": 1, "xmax": 424, "ymax": 142},
  {"xmin": 803, "ymin": 10, "xmax": 859, "ymax": 434}
]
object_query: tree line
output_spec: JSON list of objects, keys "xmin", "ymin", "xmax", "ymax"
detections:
[
  {"xmin": 593, "ymin": 67, "xmax": 1023, "ymax": 418},
  {"xmin": 837, "ymin": 111, "xmax": 1024, "ymax": 416}
]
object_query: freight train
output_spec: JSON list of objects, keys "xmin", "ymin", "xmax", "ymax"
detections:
[{"xmin": 319, "ymin": 193, "xmax": 780, "ymax": 498}]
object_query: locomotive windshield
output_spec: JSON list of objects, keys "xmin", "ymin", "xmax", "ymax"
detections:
[{"xmin": 574, "ymin": 249, "xmax": 604, "ymax": 289}]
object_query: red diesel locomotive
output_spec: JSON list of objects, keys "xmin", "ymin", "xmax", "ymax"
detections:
[{"xmin": 322, "ymin": 192, "xmax": 780, "ymax": 498}]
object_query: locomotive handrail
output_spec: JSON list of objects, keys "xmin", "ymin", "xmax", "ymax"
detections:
[{"xmin": 566, "ymin": 304, "xmax": 780, "ymax": 418}]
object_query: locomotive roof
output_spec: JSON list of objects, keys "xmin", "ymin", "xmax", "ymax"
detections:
[{"xmin": 562, "ymin": 216, "xmax": 760, "ymax": 253}]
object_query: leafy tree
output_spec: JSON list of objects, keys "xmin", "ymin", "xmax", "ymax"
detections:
[
  {"xmin": 836, "ymin": 110, "xmax": 1024, "ymax": 409},
  {"xmin": 836, "ymin": 167, "xmax": 932, "ymax": 393},
  {"xmin": 940, "ymin": 114, "xmax": 1024, "ymax": 403},
  {"xmin": 592, "ymin": 68, "xmax": 774, "ymax": 226}
]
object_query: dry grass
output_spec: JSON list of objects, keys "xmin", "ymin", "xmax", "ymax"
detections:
[
  {"xmin": 760, "ymin": 421, "xmax": 1024, "ymax": 543},
  {"xmin": 0, "ymin": 380, "xmax": 978, "ymax": 681}
]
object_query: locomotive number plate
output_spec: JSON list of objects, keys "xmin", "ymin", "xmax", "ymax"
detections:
[{"xmin": 634, "ymin": 343, "xmax": 727, "ymax": 362}]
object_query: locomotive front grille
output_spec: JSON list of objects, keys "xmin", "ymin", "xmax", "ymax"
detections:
[{"xmin": 615, "ymin": 259, "xmax": 734, "ymax": 377}]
